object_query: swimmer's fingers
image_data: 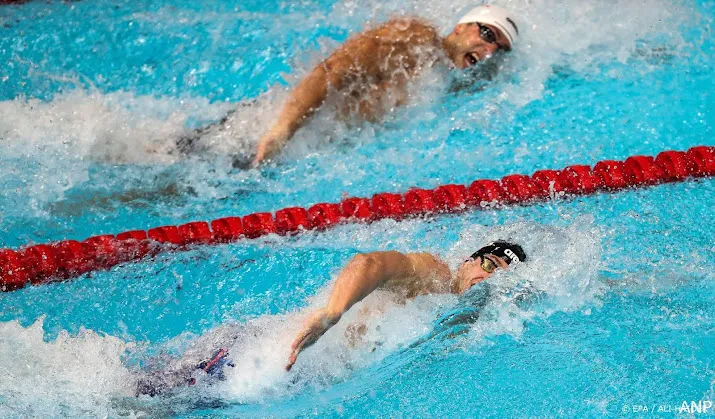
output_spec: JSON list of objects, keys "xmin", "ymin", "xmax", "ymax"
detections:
[
  {"xmin": 251, "ymin": 151, "xmax": 273, "ymax": 168},
  {"xmin": 286, "ymin": 340, "xmax": 307, "ymax": 371},
  {"xmin": 250, "ymin": 154, "xmax": 263, "ymax": 168},
  {"xmin": 253, "ymin": 136, "xmax": 272, "ymax": 166},
  {"xmin": 255, "ymin": 127, "xmax": 289, "ymax": 166}
]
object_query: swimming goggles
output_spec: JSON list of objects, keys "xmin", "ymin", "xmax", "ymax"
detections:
[
  {"xmin": 480, "ymin": 255, "xmax": 498, "ymax": 273},
  {"xmin": 477, "ymin": 23, "xmax": 497, "ymax": 45},
  {"xmin": 467, "ymin": 252, "xmax": 499, "ymax": 273}
]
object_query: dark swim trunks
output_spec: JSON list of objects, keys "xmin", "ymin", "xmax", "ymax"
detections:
[
  {"xmin": 135, "ymin": 348, "xmax": 234, "ymax": 397},
  {"xmin": 192, "ymin": 348, "xmax": 234, "ymax": 383},
  {"xmin": 174, "ymin": 108, "xmax": 254, "ymax": 170}
]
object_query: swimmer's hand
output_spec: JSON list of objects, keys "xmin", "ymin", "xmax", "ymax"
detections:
[
  {"xmin": 286, "ymin": 308, "xmax": 341, "ymax": 371},
  {"xmin": 253, "ymin": 125, "xmax": 291, "ymax": 166}
]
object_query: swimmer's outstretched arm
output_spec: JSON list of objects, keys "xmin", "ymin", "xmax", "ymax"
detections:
[
  {"xmin": 253, "ymin": 38, "xmax": 379, "ymax": 165},
  {"xmin": 285, "ymin": 251, "xmax": 414, "ymax": 370}
]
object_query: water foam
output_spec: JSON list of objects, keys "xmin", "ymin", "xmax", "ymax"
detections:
[
  {"xmin": 0, "ymin": 89, "xmax": 278, "ymax": 216},
  {"xmin": 0, "ymin": 318, "xmax": 136, "ymax": 418}
]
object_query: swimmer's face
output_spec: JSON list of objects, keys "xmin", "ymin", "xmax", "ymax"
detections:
[
  {"xmin": 450, "ymin": 22, "xmax": 511, "ymax": 69},
  {"xmin": 454, "ymin": 254, "xmax": 509, "ymax": 294}
]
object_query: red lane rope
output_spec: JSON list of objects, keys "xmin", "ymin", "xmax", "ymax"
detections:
[{"xmin": 1, "ymin": 146, "xmax": 713, "ymax": 292}]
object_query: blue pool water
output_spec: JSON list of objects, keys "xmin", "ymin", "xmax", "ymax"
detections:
[{"xmin": 1, "ymin": 0, "xmax": 713, "ymax": 417}]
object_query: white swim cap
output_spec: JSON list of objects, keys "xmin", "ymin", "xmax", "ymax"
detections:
[{"xmin": 458, "ymin": 5, "xmax": 519, "ymax": 48}]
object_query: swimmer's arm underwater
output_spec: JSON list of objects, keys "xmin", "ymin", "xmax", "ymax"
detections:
[
  {"xmin": 285, "ymin": 251, "xmax": 417, "ymax": 370},
  {"xmin": 253, "ymin": 38, "xmax": 379, "ymax": 166}
]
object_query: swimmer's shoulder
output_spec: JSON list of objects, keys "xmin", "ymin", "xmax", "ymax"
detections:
[
  {"xmin": 324, "ymin": 19, "xmax": 439, "ymax": 69},
  {"xmin": 380, "ymin": 252, "xmax": 450, "ymax": 297},
  {"xmin": 406, "ymin": 252, "xmax": 451, "ymax": 281},
  {"xmin": 337, "ymin": 18, "xmax": 439, "ymax": 48},
  {"xmin": 360, "ymin": 18, "xmax": 440, "ymax": 45}
]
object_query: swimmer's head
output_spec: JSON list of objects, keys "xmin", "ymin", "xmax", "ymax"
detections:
[
  {"xmin": 453, "ymin": 240, "xmax": 527, "ymax": 294},
  {"xmin": 445, "ymin": 5, "xmax": 519, "ymax": 69}
]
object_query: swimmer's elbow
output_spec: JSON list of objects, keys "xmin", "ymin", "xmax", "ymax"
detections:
[
  {"xmin": 327, "ymin": 254, "xmax": 384, "ymax": 316},
  {"xmin": 349, "ymin": 254, "xmax": 384, "ymax": 276},
  {"xmin": 344, "ymin": 254, "xmax": 391, "ymax": 292}
]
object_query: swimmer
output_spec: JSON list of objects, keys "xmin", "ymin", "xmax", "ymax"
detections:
[
  {"xmin": 285, "ymin": 240, "xmax": 526, "ymax": 370},
  {"xmin": 134, "ymin": 240, "xmax": 526, "ymax": 396},
  {"xmin": 253, "ymin": 5, "xmax": 519, "ymax": 165},
  {"xmin": 178, "ymin": 5, "xmax": 519, "ymax": 166}
]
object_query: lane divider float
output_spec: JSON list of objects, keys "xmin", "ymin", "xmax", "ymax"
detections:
[{"xmin": 1, "ymin": 145, "xmax": 713, "ymax": 292}]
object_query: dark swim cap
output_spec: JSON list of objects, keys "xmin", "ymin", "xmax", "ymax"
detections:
[{"xmin": 468, "ymin": 240, "xmax": 526, "ymax": 265}]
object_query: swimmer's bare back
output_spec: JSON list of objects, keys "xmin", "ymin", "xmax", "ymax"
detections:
[{"xmin": 254, "ymin": 18, "xmax": 448, "ymax": 165}]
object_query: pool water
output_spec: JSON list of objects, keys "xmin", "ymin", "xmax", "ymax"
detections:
[{"xmin": 1, "ymin": 0, "xmax": 713, "ymax": 417}]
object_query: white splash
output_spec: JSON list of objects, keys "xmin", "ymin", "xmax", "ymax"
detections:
[
  {"xmin": 0, "ymin": 88, "xmax": 277, "ymax": 214},
  {"xmin": 207, "ymin": 289, "xmax": 454, "ymax": 404},
  {"xmin": 0, "ymin": 317, "xmax": 136, "ymax": 418}
]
